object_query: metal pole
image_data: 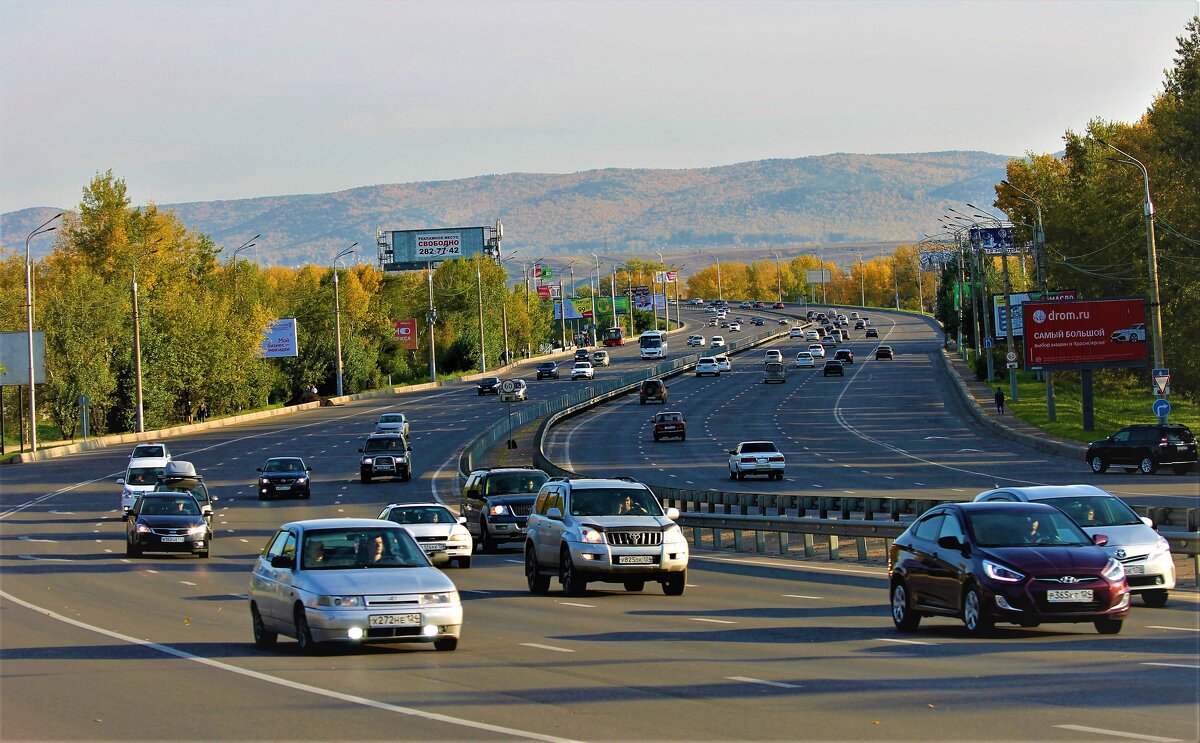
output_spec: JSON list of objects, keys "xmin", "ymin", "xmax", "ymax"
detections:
[
  {"xmin": 591, "ymin": 254, "xmax": 601, "ymax": 345},
  {"xmin": 23, "ymin": 213, "xmax": 61, "ymax": 452},
  {"xmin": 858, "ymin": 251, "xmax": 865, "ymax": 307},
  {"xmin": 476, "ymin": 258, "xmax": 486, "ymax": 372},
  {"xmin": 132, "ymin": 264, "xmax": 146, "ymax": 432},
  {"xmin": 893, "ymin": 255, "xmax": 900, "ymax": 309},
  {"xmin": 427, "ymin": 262, "xmax": 437, "ymax": 382},
  {"xmin": 655, "ymin": 251, "xmax": 665, "ymax": 331},
  {"xmin": 610, "ymin": 265, "xmax": 618, "ymax": 330},
  {"xmin": 1001, "ymin": 239, "xmax": 1018, "ymax": 403},
  {"xmin": 332, "ymin": 244, "xmax": 356, "ymax": 396},
  {"xmin": 715, "ymin": 257, "xmax": 723, "ymax": 301},
  {"xmin": 1003, "ymin": 180, "xmax": 1054, "ymax": 421}
]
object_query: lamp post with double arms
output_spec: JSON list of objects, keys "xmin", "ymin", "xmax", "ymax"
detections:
[
  {"xmin": 590, "ymin": 253, "xmax": 603, "ymax": 345},
  {"xmin": 23, "ymin": 212, "xmax": 63, "ymax": 451},
  {"xmin": 332, "ymin": 244, "xmax": 357, "ymax": 397},
  {"xmin": 1001, "ymin": 180, "xmax": 1055, "ymax": 420},
  {"xmin": 230, "ymin": 234, "xmax": 260, "ymax": 300},
  {"xmin": 970, "ymin": 204, "xmax": 1018, "ymax": 403}
]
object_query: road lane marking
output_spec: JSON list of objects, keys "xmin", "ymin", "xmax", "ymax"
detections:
[
  {"xmin": 558, "ymin": 602, "xmax": 595, "ymax": 608},
  {"xmin": 690, "ymin": 617, "xmax": 736, "ymax": 624},
  {"xmin": 726, "ymin": 676, "xmax": 800, "ymax": 689},
  {"xmin": 1, "ymin": 590, "xmax": 578, "ymax": 742},
  {"xmin": 505, "ymin": 559, "xmax": 523, "ymax": 564},
  {"xmin": 1141, "ymin": 662, "xmax": 1200, "ymax": 669},
  {"xmin": 17, "ymin": 536, "xmax": 56, "ymax": 543},
  {"xmin": 1147, "ymin": 626, "xmax": 1200, "ymax": 633},
  {"xmin": 179, "ymin": 581, "xmax": 197, "ymax": 586},
  {"xmin": 874, "ymin": 638, "xmax": 937, "ymax": 646},
  {"xmin": 782, "ymin": 594, "xmax": 823, "ymax": 600},
  {"xmin": 520, "ymin": 643, "xmax": 575, "ymax": 653},
  {"xmin": 1053, "ymin": 725, "xmax": 1181, "ymax": 742}
]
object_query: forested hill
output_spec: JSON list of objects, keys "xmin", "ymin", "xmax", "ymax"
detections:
[{"xmin": 4, "ymin": 151, "xmax": 1012, "ymax": 264}]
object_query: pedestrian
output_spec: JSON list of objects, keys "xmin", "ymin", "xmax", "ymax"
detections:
[
  {"xmin": 994, "ymin": 388, "xmax": 1005, "ymax": 415},
  {"xmin": 198, "ymin": 404, "xmax": 208, "ymax": 423}
]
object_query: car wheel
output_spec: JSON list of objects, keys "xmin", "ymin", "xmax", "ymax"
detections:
[
  {"xmin": 525, "ymin": 545, "xmax": 550, "ymax": 594},
  {"xmin": 1138, "ymin": 454, "xmax": 1159, "ymax": 474},
  {"xmin": 736, "ymin": 472, "xmax": 744, "ymax": 481},
  {"xmin": 729, "ymin": 469, "xmax": 736, "ymax": 480},
  {"xmin": 1141, "ymin": 589, "xmax": 1169, "ymax": 608},
  {"xmin": 653, "ymin": 435, "xmax": 660, "ymax": 442},
  {"xmin": 891, "ymin": 581, "xmax": 921, "ymax": 632},
  {"xmin": 624, "ymin": 580, "xmax": 645, "ymax": 592},
  {"xmin": 301, "ymin": 490, "xmax": 310, "ymax": 499},
  {"xmin": 434, "ymin": 637, "xmax": 458, "ymax": 651},
  {"xmin": 663, "ymin": 570, "xmax": 686, "ymax": 596},
  {"xmin": 251, "ymin": 604, "xmax": 277, "ymax": 649},
  {"xmin": 1088, "ymin": 454, "xmax": 1108, "ymax": 474},
  {"xmin": 295, "ymin": 608, "xmax": 321, "ymax": 654},
  {"xmin": 961, "ymin": 586, "xmax": 994, "ymax": 636},
  {"xmin": 681, "ymin": 434, "xmax": 686, "ymax": 441},
  {"xmin": 1094, "ymin": 618, "xmax": 1123, "ymax": 634},
  {"xmin": 1172, "ymin": 464, "xmax": 1193, "ymax": 475},
  {"xmin": 560, "ymin": 548, "xmax": 587, "ymax": 596},
  {"xmin": 478, "ymin": 519, "xmax": 494, "ymax": 554}
]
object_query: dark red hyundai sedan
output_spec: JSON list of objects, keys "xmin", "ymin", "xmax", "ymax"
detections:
[{"xmin": 888, "ymin": 502, "xmax": 1130, "ymax": 636}]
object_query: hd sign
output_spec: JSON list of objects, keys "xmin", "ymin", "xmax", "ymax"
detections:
[{"xmin": 1022, "ymin": 298, "xmax": 1148, "ymax": 371}]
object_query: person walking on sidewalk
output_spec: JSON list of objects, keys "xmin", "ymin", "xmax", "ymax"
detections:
[{"xmin": 994, "ymin": 388, "xmax": 1005, "ymax": 415}]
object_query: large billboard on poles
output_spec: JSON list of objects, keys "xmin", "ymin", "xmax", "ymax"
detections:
[
  {"xmin": 381, "ymin": 227, "xmax": 487, "ymax": 271},
  {"xmin": 992, "ymin": 290, "xmax": 1076, "ymax": 339},
  {"xmin": 1022, "ymin": 298, "xmax": 1148, "ymax": 371},
  {"xmin": 554, "ymin": 296, "xmax": 631, "ymax": 320}
]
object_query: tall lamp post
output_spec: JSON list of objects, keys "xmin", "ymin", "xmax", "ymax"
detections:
[
  {"xmin": 1001, "ymin": 180, "xmax": 1054, "ymax": 420},
  {"xmin": 132, "ymin": 238, "xmax": 164, "ymax": 433},
  {"xmin": 229, "ymin": 233, "xmax": 260, "ymax": 299},
  {"xmin": 24, "ymin": 212, "xmax": 63, "ymax": 451},
  {"xmin": 654, "ymin": 250, "xmax": 667, "ymax": 331},
  {"xmin": 332, "ymin": 244, "xmax": 357, "ymax": 397},
  {"xmin": 970, "ymin": 204, "xmax": 1018, "ymax": 404},
  {"xmin": 590, "ymin": 253, "xmax": 603, "ymax": 345}
]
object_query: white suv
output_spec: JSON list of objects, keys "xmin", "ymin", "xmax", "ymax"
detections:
[
  {"xmin": 687, "ymin": 334, "xmax": 706, "ymax": 347},
  {"xmin": 571, "ymin": 361, "xmax": 595, "ymax": 380},
  {"xmin": 119, "ymin": 456, "xmax": 170, "ymax": 514},
  {"xmin": 524, "ymin": 477, "xmax": 689, "ymax": 596}
]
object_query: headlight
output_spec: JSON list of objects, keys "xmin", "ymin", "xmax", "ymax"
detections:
[
  {"xmin": 448, "ymin": 532, "xmax": 470, "ymax": 543},
  {"xmin": 135, "ymin": 523, "xmax": 151, "ymax": 533},
  {"xmin": 663, "ymin": 525, "xmax": 687, "ymax": 545},
  {"xmin": 1101, "ymin": 558, "xmax": 1126, "ymax": 582},
  {"xmin": 488, "ymin": 504, "xmax": 509, "ymax": 516},
  {"xmin": 1148, "ymin": 537, "xmax": 1171, "ymax": 558},
  {"xmin": 260, "ymin": 478, "xmax": 270, "ymax": 484},
  {"xmin": 420, "ymin": 591, "xmax": 458, "ymax": 606},
  {"xmin": 982, "ymin": 560, "xmax": 1024, "ymax": 583},
  {"xmin": 361, "ymin": 457, "xmax": 374, "ymax": 465},
  {"xmin": 580, "ymin": 527, "xmax": 604, "ymax": 544},
  {"xmin": 316, "ymin": 595, "xmax": 362, "ymax": 608},
  {"xmin": 295, "ymin": 477, "xmax": 308, "ymax": 483},
  {"xmin": 188, "ymin": 524, "xmax": 207, "ymax": 535}
]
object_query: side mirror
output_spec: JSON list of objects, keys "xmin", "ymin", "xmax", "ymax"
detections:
[
  {"xmin": 728, "ymin": 450, "xmax": 737, "ymax": 455},
  {"xmin": 116, "ymin": 478, "xmax": 125, "ymax": 485},
  {"xmin": 1093, "ymin": 534, "xmax": 1109, "ymax": 547},
  {"xmin": 547, "ymin": 507, "xmax": 563, "ymax": 521},
  {"xmin": 937, "ymin": 536, "xmax": 964, "ymax": 552},
  {"xmin": 430, "ymin": 551, "xmax": 450, "ymax": 566},
  {"xmin": 457, "ymin": 516, "xmax": 467, "ymax": 525},
  {"xmin": 269, "ymin": 555, "xmax": 294, "ymax": 569},
  {"xmin": 665, "ymin": 507, "xmax": 680, "ymax": 521},
  {"xmin": 1140, "ymin": 516, "xmax": 1154, "ymax": 528},
  {"xmin": 357, "ymin": 448, "xmax": 364, "ymax": 453},
  {"xmin": 306, "ymin": 466, "xmax": 312, "ymax": 472},
  {"xmin": 256, "ymin": 468, "xmax": 263, "ymax": 473}
]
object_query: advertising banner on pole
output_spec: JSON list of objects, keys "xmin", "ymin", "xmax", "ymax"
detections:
[
  {"xmin": 593, "ymin": 296, "xmax": 630, "ymax": 317},
  {"xmin": 382, "ymin": 227, "xmax": 487, "ymax": 271},
  {"xmin": 392, "ymin": 319, "xmax": 418, "ymax": 350},
  {"xmin": 666, "ymin": 271, "xmax": 677, "ymax": 282},
  {"xmin": 261, "ymin": 318, "xmax": 299, "ymax": 358},
  {"xmin": 633, "ymin": 293, "xmax": 666, "ymax": 311},
  {"xmin": 992, "ymin": 290, "xmax": 1077, "ymax": 339},
  {"xmin": 0, "ymin": 331, "xmax": 45, "ymax": 385},
  {"xmin": 536, "ymin": 285, "xmax": 551, "ymax": 299},
  {"xmin": 806, "ymin": 269, "xmax": 832, "ymax": 284},
  {"xmin": 969, "ymin": 227, "xmax": 1021, "ymax": 256},
  {"xmin": 919, "ymin": 249, "xmax": 957, "ymax": 272},
  {"xmin": 554, "ymin": 298, "xmax": 607, "ymax": 320},
  {"xmin": 1023, "ymin": 297, "xmax": 1148, "ymax": 371}
]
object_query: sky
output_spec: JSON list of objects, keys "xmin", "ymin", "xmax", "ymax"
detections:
[{"xmin": 1, "ymin": 0, "xmax": 1196, "ymax": 212}]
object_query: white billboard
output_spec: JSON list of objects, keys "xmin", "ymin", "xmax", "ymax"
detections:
[
  {"xmin": 260, "ymin": 318, "xmax": 299, "ymax": 358},
  {"xmin": 0, "ymin": 331, "xmax": 45, "ymax": 385},
  {"xmin": 806, "ymin": 269, "xmax": 832, "ymax": 284}
]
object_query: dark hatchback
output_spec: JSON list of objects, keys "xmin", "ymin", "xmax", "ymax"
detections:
[
  {"xmin": 889, "ymin": 502, "xmax": 1129, "ymax": 636},
  {"xmin": 257, "ymin": 457, "xmax": 312, "ymax": 499},
  {"xmin": 833, "ymin": 349, "xmax": 854, "ymax": 365},
  {"xmin": 1086, "ymin": 423, "xmax": 1196, "ymax": 475},
  {"xmin": 126, "ymin": 493, "xmax": 211, "ymax": 558},
  {"xmin": 476, "ymin": 376, "xmax": 501, "ymax": 395},
  {"xmin": 536, "ymin": 362, "xmax": 560, "ymax": 380}
]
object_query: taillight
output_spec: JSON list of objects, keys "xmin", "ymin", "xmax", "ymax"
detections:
[
  {"xmin": 740, "ymin": 457, "xmax": 756, "ymax": 463},
  {"xmin": 1160, "ymin": 437, "xmax": 1169, "ymax": 447},
  {"xmin": 769, "ymin": 456, "xmax": 785, "ymax": 462}
]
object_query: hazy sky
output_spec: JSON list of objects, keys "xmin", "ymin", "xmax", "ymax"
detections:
[{"xmin": 1, "ymin": 0, "xmax": 1195, "ymax": 212}]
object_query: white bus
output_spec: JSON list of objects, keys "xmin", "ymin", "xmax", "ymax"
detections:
[{"xmin": 638, "ymin": 330, "xmax": 668, "ymax": 359}]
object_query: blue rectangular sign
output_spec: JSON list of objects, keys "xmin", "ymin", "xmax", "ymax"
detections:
[
  {"xmin": 382, "ymin": 227, "xmax": 487, "ymax": 269},
  {"xmin": 969, "ymin": 227, "xmax": 1020, "ymax": 256}
]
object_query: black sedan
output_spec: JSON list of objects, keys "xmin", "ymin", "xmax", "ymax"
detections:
[
  {"xmin": 126, "ymin": 493, "xmax": 211, "ymax": 558},
  {"xmin": 833, "ymin": 349, "xmax": 854, "ymax": 365},
  {"xmin": 476, "ymin": 376, "xmax": 501, "ymax": 395},
  {"xmin": 257, "ymin": 457, "xmax": 312, "ymax": 499},
  {"xmin": 889, "ymin": 502, "xmax": 1130, "ymax": 636},
  {"xmin": 823, "ymin": 360, "xmax": 845, "ymax": 376}
]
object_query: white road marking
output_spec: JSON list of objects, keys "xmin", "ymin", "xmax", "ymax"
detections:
[
  {"xmin": 1141, "ymin": 662, "xmax": 1200, "ymax": 669},
  {"xmin": 1, "ymin": 590, "xmax": 578, "ymax": 742},
  {"xmin": 17, "ymin": 536, "xmax": 56, "ymax": 543},
  {"xmin": 239, "ymin": 539, "xmax": 249, "ymax": 543},
  {"xmin": 1053, "ymin": 724, "xmax": 1181, "ymax": 742},
  {"xmin": 505, "ymin": 559, "xmax": 523, "ymax": 564},
  {"xmin": 782, "ymin": 594, "xmax": 823, "ymax": 600},
  {"xmin": 179, "ymin": 581, "xmax": 197, "ymax": 586},
  {"xmin": 520, "ymin": 643, "xmax": 575, "ymax": 653},
  {"xmin": 690, "ymin": 617, "xmax": 736, "ymax": 624},
  {"xmin": 558, "ymin": 602, "xmax": 595, "ymax": 608},
  {"xmin": 726, "ymin": 676, "xmax": 800, "ymax": 689},
  {"xmin": 17, "ymin": 555, "xmax": 70, "ymax": 561},
  {"xmin": 145, "ymin": 570, "xmax": 159, "ymax": 574},
  {"xmin": 1147, "ymin": 626, "xmax": 1200, "ymax": 633},
  {"xmin": 462, "ymin": 590, "xmax": 490, "ymax": 594},
  {"xmin": 874, "ymin": 637, "xmax": 937, "ymax": 646}
]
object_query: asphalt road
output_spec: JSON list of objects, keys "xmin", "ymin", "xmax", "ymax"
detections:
[{"xmin": 1, "ymin": 305, "xmax": 1197, "ymax": 742}]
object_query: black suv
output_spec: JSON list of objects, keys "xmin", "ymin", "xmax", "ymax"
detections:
[
  {"xmin": 1086, "ymin": 424, "xmax": 1196, "ymax": 475},
  {"xmin": 536, "ymin": 362, "xmax": 560, "ymax": 380},
  {"xmin": 358, "ymin": 433, "xmax": 412, "ymax": 482},
  {"xmin": 833, "ymin": 349, "xmax": 854, "ymax": 365},
  {"xmin": 461, "ymin": 467, "xmax": 550, "ymax": 552}
]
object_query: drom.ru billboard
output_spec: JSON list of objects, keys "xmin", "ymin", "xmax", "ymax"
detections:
[{"xmin": 1022, "ymin": 297, "xmax": 1147, "ymax": 371}]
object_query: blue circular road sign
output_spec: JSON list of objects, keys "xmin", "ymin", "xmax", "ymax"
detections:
[{"xmin": 1152, "ymin": 398, "xmax": 1171, "ymax": 417}]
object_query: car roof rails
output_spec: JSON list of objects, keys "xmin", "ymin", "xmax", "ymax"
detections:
[
  {"xmin": 548, "ymin": 476, "xmax": 570, "ymax": 482},
  {"xmin": 612, "ymin": 476, "xmax": 638, "ymax": 483}
]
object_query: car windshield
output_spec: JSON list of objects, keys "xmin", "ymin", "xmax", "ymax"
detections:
[
  {"xmin": 364, "ymin": 438, "xmax": 406, "ymax": 452},
  {"xmin": 139, "ymin": 497, "xmax": 200, "ymax": 516},
  {"xmin": 480, "ymin": 377, "xmax": 500, "ymax": 385},
  {"xmin": 485, "ymin": 472, "xmax": 549, "ymax": 495},
  {"xmin": 569, "ymin": 488, "xmax": 664, "ymax": 517},
  {"xmin": 1033, "ymin": 496, "xmax": 1143, "ymax": 527},
  {"xmin": 967, "ymin": 510, "xmax": 1092, "ymax": 547},
  {"xmin": 379, "ymin": 414, "xmax": 406, "ymax": 424},
  {"xmin": 740, "ymin": 442, "xmax": 779, "ymax": 454},
  {"xmin": 301, "ymin": 528, "xmax": 427, "ymax": 569},
  {"xmin": 125, "ymin": 466, "xmax": 166, "ymax": 485},
  {"xmin": 385, "ymin": 506, "xmax": 456, "ymax": 525},
  {"xmin": 264, "ymin": 459, "xmax": 305, "ymax": 473}
]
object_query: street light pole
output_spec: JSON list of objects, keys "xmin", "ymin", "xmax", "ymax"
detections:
[
  {"xmin": 971, "ymin": 204, "xmax": 1018, "ymax": 403},
  {"xmin": 23, "ymin": 212, "xmax": 62, "ymax": 452},
  {"xmin": 475, "ymin": 257, "xmax": 487, "ymax": 372},
  {"xmin": 857, "ymin": 251, "xmax": 865, "ymax": 307},
  {"xmin": 1001, "ymin": 180, "xmax": 1054, "ymax": 421},
  {"xmin": 132, "ymin": 238, "xmax": 163, "ymax": 433},
  {"xmin": 332, "ymin": 244, "xmax": 357, "ymax": 397},
  {"xmin": 590, "ymin": 253, "xmax": 602, "ymax": 345},
  {"xmin": 230, "ymin": 233, "xmax": 260, "ymax": 300},
  {"xmin": 655, "ymin": 251, "xmax": 666, "ymax": 331}
]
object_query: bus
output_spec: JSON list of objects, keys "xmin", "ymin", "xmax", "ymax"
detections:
[
  {"xmin": 638, "ymin": 330, "xmax": 668, "ymax": 359},
  {"xmin": 601, "ymin": 327, "xmax": 626, "ymax": 347}
]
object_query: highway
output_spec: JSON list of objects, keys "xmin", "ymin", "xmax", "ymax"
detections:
[{"xmin": 1, "ymin": 305, "xmax": 1197, "ymax": 742}]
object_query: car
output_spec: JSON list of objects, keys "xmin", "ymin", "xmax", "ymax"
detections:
[
  {"xmin": 1085, "ymin": 423, "xmax": 1196, "ymax": 475},
  {"xmin": 973, "ymin": 484, "xmax": 1175, "ymax": 606},
  {"xmin": 687, "ymin": 334, "xmax": 706, "ymax": 347},
  {"xmin": 130, "ymin": 443, "xmax": 171, "ymax": 461},
  {"xmin": 358, "ymin": 433, "xmax": 412, "ymax": 483},
  {"xmin": 795, "ymin": 351, "xmax": 815, "ymax": 368},
  {"xmin": 476, "ymin": 376, "xmax": 501, "ymax": 395},
  {"xmin": 837, "ymin": 314, "xmax": 849, "ymax": 324},
  {"xmin": 773, "ymin": 302, "xmax": 785, "ymax": 309},
  {"xmin": 752, "ymin": 317, "xmax": 765, "ymax": 326},
  {"xmin": 574, "ymin": 348, "xmax": 592, "ymax": 362},
  {"xmin": 808, "ymin": 344, "xmax": 826, "ymax": 359},
  {"xmin": 704, "ymin": 305, "xmax": 717, "ymax": 313},
  {"xmin": 763, "ymin": 349, "xmax": 783, "ymax": 363},
  {"xmin": 378, "ymin": 502, "xmax": 473, "ymax": 568},
  {"xmin": 639, "ymin": 378, "xmax": 667, "ymax": 404},
  {"xmin": 823, "ymin": 360, "xmax": 845, "ymax": 376},
  {"xmin": 152, "ymin": 460, "xmax": 217, "ymax": 518},
  {"xmin": 728, "ymin": 322, "xmax": 742, "ymax": 331},
  {"xmin": 740, "ymin": 301, "xmax": 752, "ymax": 309},
  {"xmin": 461, "ymin": 467, "xmax": 549, "ymax": 552},
  {"xmin": 888, "ymin": 502, "xmax": 1130, "ymax": 636},
  {"xmin": 804, "ymin": 329, "xmax": 820, "ymax": 341},
  {"xmin": 754, "ymin": 301, "xmax": 765, "ymax": 308},
  {"xmin": 720, "ymin": 321, "xmax": 730, "ymax": 329},
  {"xmin": 1111, "ymin": 323, "xmax": 1146, "ymax": 342},
  {"xmin": 691, "ymin": 298, "xmax": 705, "ymax": 306},
  {"xmin": 536, "ymin": 362, "xmax": 560, "ymax": 380},
  {"xmin": 652, "ymin": 411, "xmax": 687, "ymax": 441},
  {"xmin": 695, "ymin": 357, "xmax": 721, "ymax": 377},
  {"xmin": 850, "ymin": 311, "xmax": 860, "ymax": 320},
  {"xmin": 118, "ymin": 456, "xmax": 171, "ymax": 515},
  {"xmin": 862, "ymin": 317, "xmax": 872, "ymax": 326},
  {"xmin": 763, "ymin": 362, "xmax": 787, "ymax": 384},
  {"xmin": 708, "ymin": 318, "xmax": 719, "ymax": 327},
  {"xmin": 728, "ymin": 441, "xmax": 785, "ymax": 480},
  {"xmin": 571, "ymin": 361, "xmax": 595, "ymax": 380},
  {"xmin": 714, "ymin": 354, "xmax": 732, "ymax": 372},
  {"xmin": 125, "ymin": 493, "xmax": 212, "ymax": 558},
  {"xmin": 865, "ymin": 327, "xmax": 879, "ymax": 338},
  {"xmin": 524, "ymin": 477, "xmax": 689, "ymax": 596},
  {"xmin": 710, "ymin": 335, "xmax": 726, "ymax": 349},
  {"xmin": 839, "ymin": 329, "xmax": 850, "ymax": 341},
  {"xmin": 821, "ymin": 335, "xmax": 837, "ymax": 347},
  {"xmin": 875, "ymin": 345, "xmax": 894, "ymax": 360},
  {"xmin": 257, "ymin": 456, "xmax": 313, "ymax": 499},
  {"xmin": 591, "ymin": 350, "xmax": 610, "ymax": 366},
  {"xmin": 834, "ymin": 349, "xmax": 854, "ymax": 365},
  {"xmin": 777, "ymin": 318, "xmax": 789, "ymax": 325},
  {"xmin": 374, "ymin": 412, "xmax": 410, "ymax": 437},
  {"xmin": 499, "ymin": 378, "xmax": 528, "ymax": 402},
  {"xmin": 249, "ymin": 518, "xmax": 462, "ymax": 652},
  {"xmin": 806, "ymin": 310, "xmax": 817, "ymax": 320},
  {"xmin": 854, "ymin": 320, "xmax": 866, "ymax": 330},
  {"xmin": 789, "ymin": 327, "xmax": 806, "ymax": 339}
]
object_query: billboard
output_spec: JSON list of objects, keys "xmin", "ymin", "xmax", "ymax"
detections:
[
  {"xmin": 969, "ymin": 226, "xmax": 1021, "ymax": 256},
  {"xmin": 0, "ymin": 331, "xmax": 45, "ymax": 385},
  {"xmin": 381, "ymin": 227, "xmax": 487, "ymax": 271},
  {"xmin": 806, "ymin": 269, "xmax": 832, "ymax": 284},
  {"xmin": 633, "ymin": 293, "xmax": 666, "ymax": 311},
  {"xmin": 392, "ymin": 319, "xmax": 418, "ymax": 350},
  {"xmin": 1023, "ymin": 298, "xmax": 1148, "ymax": 371},
  {"xmin": 557, "ymin": 296, "xmax": 630, "ymax": 319},
  {"xmin": 919, "ymin": 249, "xmax": 956, "ymax": 272},
  {"xmin": 536, "ymin": 285, "xmax": 551, "ymax": 299},
  {"xmin": 261, "ymin": 318, "xmax": 299, "ymax": 358},
  {"xmin": 992, "ymin": 290, "xmax": 1077, "ymax": 339}
]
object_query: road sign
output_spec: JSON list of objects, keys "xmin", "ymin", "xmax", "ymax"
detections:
[
  {"xmin": 1006, "ymin": 361, "xmax": 1018, "ymax": 369},
  {"xmin": 500, "ymin": 380, "xmax": 516, "ymax": 394},
  {"xmin": 1005, "ymin": 351, "xmax": 1017, "ymax": 363},
  {"xmin": 984, "ymin": 338, "xmax": 994, "ymax": 349},
  {"xmin": 1152, "ymin": 398, "xmax": 1171, "ymax": 418},
  {"xmin": 1152, "ymin": 368, "xmax": 1171, "ymax": 396}
]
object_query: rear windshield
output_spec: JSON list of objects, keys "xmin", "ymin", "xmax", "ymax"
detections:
[
  {"xmin": 1166, "ymin": 427, "xmax": 1195, "ymax": 444},
  {"xmin": 568, "ymin": 488, "xmax": 664, "ymax": 517},
  {"xmin": 740, "ymin": 442, "xmax": 778, "ymax": 454},
  {"xmin": 485, "ymin": 472, "xmax": 549, "ymax": 495},
  {"xmin": 643, "ymin": 381, "xmax": 663, "ymax": 391},
  {"xmin": 656, "ymin": 414, "xmax": 683, "ymax": 423},
  {"xmin": 966, "ymin": 510, "xmax": 1091, "ymax": 547}
]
